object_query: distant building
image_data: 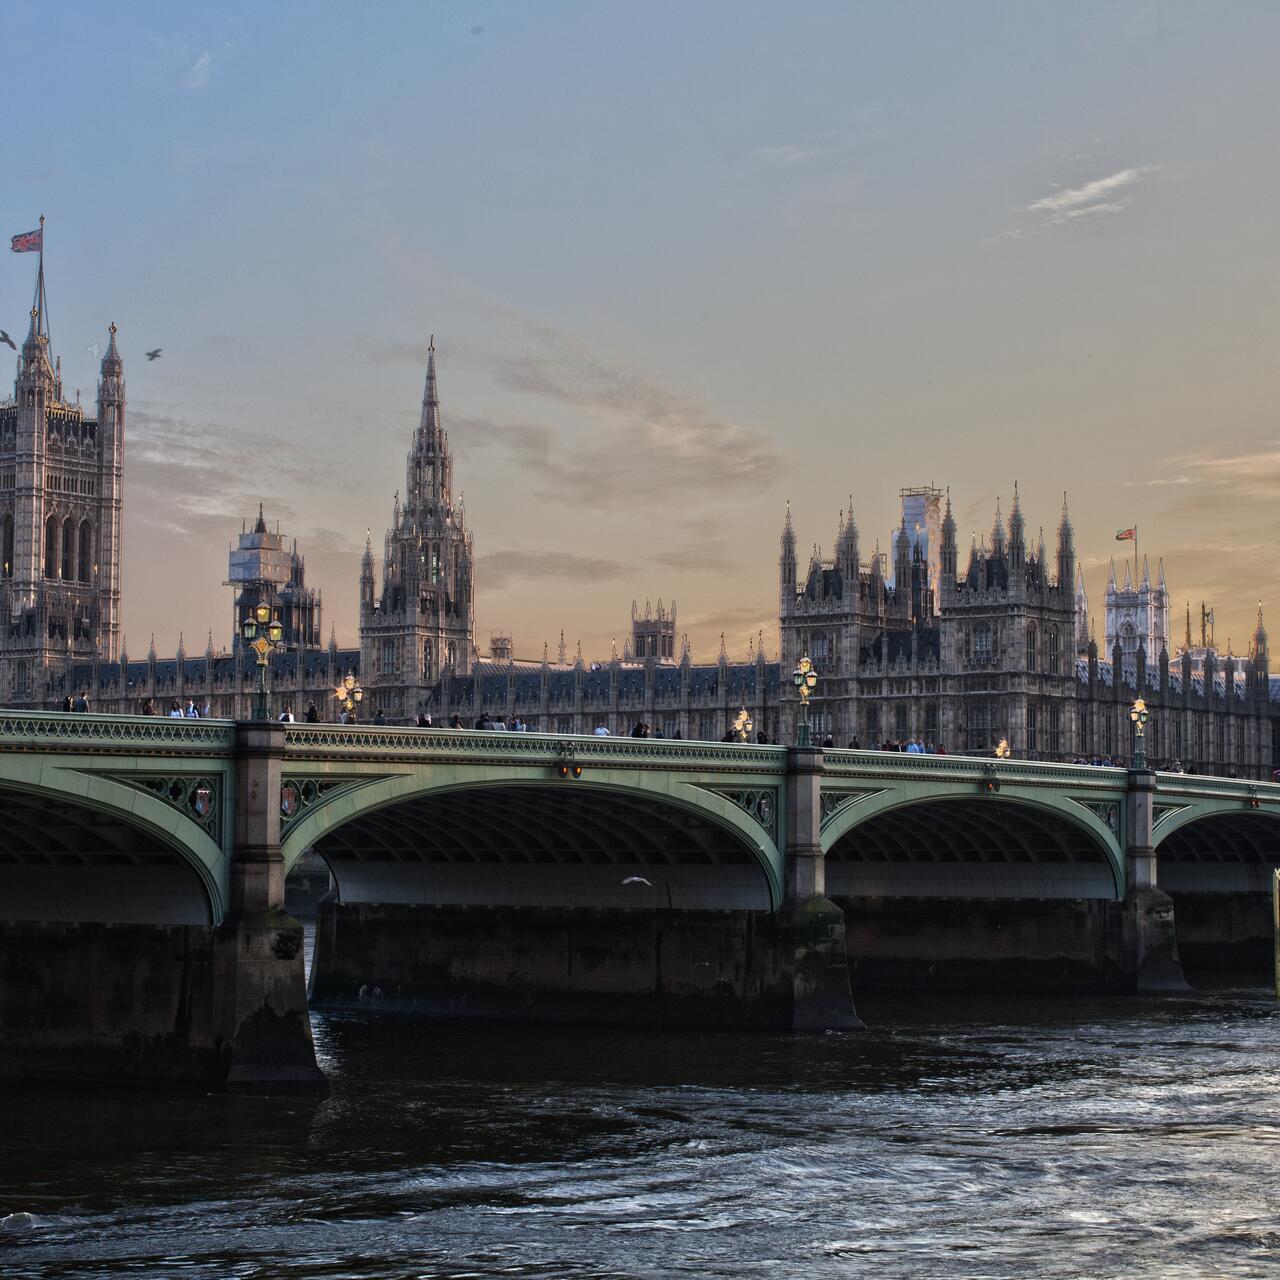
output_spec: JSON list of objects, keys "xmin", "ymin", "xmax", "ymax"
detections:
[
  {"xmin": 228, "ymin": 505, "xmax": 321, "ymax": 653},
  {"xmin": 0, "ymin": 254, "xmax": 123, "ymax": 702}
]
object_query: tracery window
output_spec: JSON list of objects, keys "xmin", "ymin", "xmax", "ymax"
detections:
[
  {"xmin": 44, "ymin": 515, "xmax": 57, "ymax": 578},
  {"xmin": 1048, "ymin": 626, "xmax": 1060, "ymax": 675},
  {"xmin": 1026, "ymin": 625, "xmax": 1037, "ymax": 670},
  {"xmin": 2, "ymin": 514, "xmax": 12, "ymax": 577},
  {"xmin": 78, "ymin": 521, "xmax": 93, "ymax": 582}
]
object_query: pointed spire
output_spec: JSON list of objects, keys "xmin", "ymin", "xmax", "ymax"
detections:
[
  {"xmin": 148, "ymin": 633, "xmax": 157, "ymax": 663},
  {"xmin": 1157, "ymin": 558, "xmax": 1166, "ymax": 589},
  {"xmin": 558, "ymin": 629, "xmax": 567, "ymax": 665},
  {"xmin": 757, "ymin": 629, "xmax": 766, "ymax": 664},
  {"xmin": 1107, "ymin": 559, "xmax": 1117, "ymax": 591},
  {"xmin": 1140, "ymin": 555, "xmax": 1150, "ymax": 588},
  {"xmin": 990, "ymin": 498, "xmax": 1006, "ymax": 555},
  {"xmin": 176, "ymin": 630, "xmax": 186, "ymax": 660},
  {"xmin": 206, "ymin": 629, "xmax": 215, "ymax": 659},
  {"xmin": 680, "ymin": 632, "xmax": 691, "ymax": 666},
  {"xmin": 719, "ymin": 632, "xmax": 728, "ymax": 664},
  {"xmin": 542, "ymin": 640, "xmax": 549, "ymax": 667},
  {"xmin": 1009, "ymin": 481, "xmax": 1025, "ymax": 552},
  {"xmin": 574, "ymin": 638, "xmax": 584, "ymax": 670},
  {"xmin": 329, "ymin": 622, "xmax": 339, "ymax": 654},
  {"xmin": 1122, "ymin": 561, "xmax": 1132, "ymax": 591}
]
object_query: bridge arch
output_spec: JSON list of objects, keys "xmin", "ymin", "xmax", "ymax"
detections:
[
  {"xmin": 821, "ymin": 789, "xmax": 1124, "ymax": 899},
  {"xmin": 281, "ymin": 773, "xmax": 784, "ymax": 912},
  {"xmin": 1154, "ymin": 804, "xmax": 1280, "ymax": 892},
  {"xmin": 0, "ymin": 759, "xmax": 226, "ymax": 924}
]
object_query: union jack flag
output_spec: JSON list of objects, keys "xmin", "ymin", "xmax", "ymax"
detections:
[
  {"xmin": 1115, "ymin": 527, "xmax": 1136, "ymax": 541},
  {"xmin": 10, "ymin": 229, "xmax": 42, "ymax": 253}
]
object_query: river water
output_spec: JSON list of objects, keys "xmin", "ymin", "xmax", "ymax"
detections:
[{"xmin": 1, "ymin": 974, "xmax": 1278, "ymax": 1278}]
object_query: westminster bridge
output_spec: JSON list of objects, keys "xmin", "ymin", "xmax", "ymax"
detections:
[{"xmin": 1, "ymin": 710, "xmax": 1278, "ymax": 1090}]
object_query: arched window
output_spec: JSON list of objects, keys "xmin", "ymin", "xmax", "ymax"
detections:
[
  {"xmin": 423, "ymin": 639, "xmax": 433, "ymax": 676},
  {"xmin": 1026, "ymin": 625, "xmax": 1038, "ymax": 670},
  {"xmin": 381, "ymin": 639, "xmax": 396, "ymax": 675},
  {"xmin": 61, "ymin": 517, "xmax": 74, "ymax": 581},
  {"xmin": 974, "ymin": 625, "xmax": 993, "ymax": 662},
  {"xmin": 446, "ymin": 641, "xmax": 456, "ymax": 669},
  {"xmin": 431, "ymin": 544, "xmax": 441, "ymax": 584},
  {"xmin": 2, "ymin": 514, "xmax": 12, "ymax": 578},
  {"xmin": 1048, "ymin": 626, "xmax": 1060, "ymax": 675},
  {"xmin": 44, "ymin": 515, "xmax": 58, "ymax": 578},
  {"xmin": 78, "ymin": 521, "xmax": 93, "ymax": 582}
]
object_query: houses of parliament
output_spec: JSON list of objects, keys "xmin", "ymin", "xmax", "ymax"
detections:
[{"xmin": 2, "ymin": 261, "xmax": 1276, "ymax": 778}]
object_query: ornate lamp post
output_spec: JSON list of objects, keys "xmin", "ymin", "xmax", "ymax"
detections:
[
  {"xmin": 240, "ymin": 602, "xmax": 284, "ymax": 721},
  {"xmin": 333, "ymin": 671, "xmax": 364, "ymax": 723},
  {"xmin": 792, "ymin": 656, "xmax": 817, "ymax": 747},
  {"xmin": 1129, "ymin": 697, "xmax": 1149, "ymax": 770},
  {"xmin": 733, "ymin": 707, "xmax": 754, "ymax": 743}
]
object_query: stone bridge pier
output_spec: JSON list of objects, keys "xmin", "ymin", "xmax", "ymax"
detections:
[{"xmin": 0, "ymin": 718, "xmax": 324, "ymax": 1092}]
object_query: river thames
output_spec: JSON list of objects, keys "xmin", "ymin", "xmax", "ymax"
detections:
[{"xmin": 1, "ymin": 975, "xmax": 1277, "ymax": 1280}]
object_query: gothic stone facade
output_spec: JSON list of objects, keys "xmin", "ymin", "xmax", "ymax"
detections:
[{"xmin": 0, "ymin": 264, "xmax": 122, "ymax": 704}]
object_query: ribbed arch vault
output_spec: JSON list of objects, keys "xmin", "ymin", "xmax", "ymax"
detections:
[
  {"xmin": 311, "ymin": 783, "xmax": 773, "ymax": 911},
  {"xmin": 0, "ymin": 787, "xmax": 212, "ymax": 924},
  {"xmin": 1157, "ymin": 811, "xmax": 1280, "ymax": 893},
  {"xmin": 825, "ymin": 797, "xmax": 1120, "ymax": 899}
]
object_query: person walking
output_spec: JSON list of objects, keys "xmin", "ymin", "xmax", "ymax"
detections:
[
  {"xmin": 449, "ymin": 713, "xmax": 464, "ymax": 729},
  {"xmin": 305, "ymin": 701, "xmax": 319, "ymax": 723},
  {"xmin": 168, "ymin": 699, "xmax": 183, "ymax": 718},
  {"xmin": 594, "ymin": 721, "xmax": 610, "ymax": 736},
  {"xmin": 373, "ymin": 709, "xmax": 386, "ymax": 726}
]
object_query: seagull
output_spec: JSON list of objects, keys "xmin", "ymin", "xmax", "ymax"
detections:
[
  {"xmin": 621, "ymin": 875, "xmax": 653, "ymax": 887},
  {"xmin": 0, "ymin": 330, "xmax": 15, "ymax": 351},
  {"xmin": 145, "ymin": 348, "xmax": 162, "ymax": 361}
]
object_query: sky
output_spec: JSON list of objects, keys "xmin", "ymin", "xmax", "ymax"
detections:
[{"xmin": 4, "ymin": 1, "xmax": 1278, "ymax": 666}]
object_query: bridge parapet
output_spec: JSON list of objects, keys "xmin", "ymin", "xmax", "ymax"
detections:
[
  {"xmin": 282, "ymin": 725, "xmax": 788, "ymax": 773},
  {"xmin": 0, "ymin": 710, "xmax": 236, "ymax": 754}
]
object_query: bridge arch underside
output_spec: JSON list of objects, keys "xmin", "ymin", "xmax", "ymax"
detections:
[
  {"xmin": 1157, "ymin": 812, "xmax": 1280, "ymax": 973},
  {"xmin": 312, "ymin": 784, "xmax": 773, "ymax": 912},
  {"xmin": 825, "ymin": 798, "xmax": 1122, "ymax": 993},
  {"xmin": 826, "ymin": 798, "xmax": 1119, "ymax": 900},
  {"xmin": 0, "ymin": 789, "xmax": 211, "ymax": 925}
]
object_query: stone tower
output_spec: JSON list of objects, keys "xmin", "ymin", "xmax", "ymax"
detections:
[
  {"xmin": 631, "ymin": 598, "xmax": 677, "ymax": 662},
  {"xmin": 0, "ymin": 249, "xmax": 123, "ymax": 703},
  {"xmin": 360, "ymin": 337, "xmax": 474, "ymax": 717},
  {"xmin": 1104, "ymin": 556, "xmax": 1169, "ymax": 663}
]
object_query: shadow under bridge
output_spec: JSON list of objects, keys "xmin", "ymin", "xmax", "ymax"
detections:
[
  {"xmin": 823, "ymin": 795, "xmax": 1122, "ymax": 899},
  {"xmin": 299, "ymin": 782, "xmax": 783, "ymax": 912}
]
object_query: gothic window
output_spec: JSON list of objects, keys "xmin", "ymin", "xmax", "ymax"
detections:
[
  {"xmin": 446, "ymin": 641, "xmax": 456, "ymax": 669},
  {"xmin": 894, "ymin": 705, "xmax": 908, "ymax": 738},
  {"xmin": 925, "ymin": 703, "xmax": 939, "ymax": 739},
  {"xmin": 865, "ymin": 705, "xmax": 881, "ymax": 738},
  {"xmin": 1047, "ymin": 704, "xmax": 1061, "ymax": 757},
  {"xmin": 61, "ymin": 518, "xmax": 73, "ymax": 581},
  {"xmin": 78, "ymin": 520, "xmax": 92, "ymax": 582},
  {"xmin": 1079, "ymin": 706, "xmax": 1090, "ymax": 751},
  {"xmin": 812, "ymin": 635, "xmax": 830, "ymax": 661},
  {"xmin": 381, "ymin": 639, "xmax": 396, "ymax": 675},
  {"xmin": 431, "ymin": 544, "xmax": 441, "ymax": 584},
  {"xmin": 1048, "ymin": 626, "xmax": 1061, "ymax": 675},
  {"xmin": 2, "ymin": 514, "xmax": 12, "ymax": 577},
  {"xmin": 1026, "ymin": 625, "xmax": 1037, "ymax": 671},
  {"xmin": 423, "ymin": 640, "xmax": 433, "ymax": 676},
  {"xmin": 974, "ymin": 625, "xmax": 993, "ymax": 663},
  {"xmin": 698, "ymin": 713, "xmax": 714, "ymax": 740},
  {"xmin": 44, "ymin": 515, "xmax": 57, "ymax": 578},
  {"xmin": 1027, "ymin": 702, "xmax": 1038, "ymax": 754}
]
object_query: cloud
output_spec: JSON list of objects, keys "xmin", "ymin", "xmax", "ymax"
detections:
[
  {"xmin": 456, "ymin": 328, "xmax": 785, "ymax": 510},
  {"xmin": 477, "ymin": 549, "xmax": 629, "ymax": 592},
  {"xmin": 184, "ymin": 52, "xmax": 211, "ymax": 90},
  {"xmin": 1022, "ymin": 165, "xmax": 1159, "ymax": 227}
]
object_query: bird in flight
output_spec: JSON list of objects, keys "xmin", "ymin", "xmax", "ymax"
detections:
[
  {"xmin": 0, "ymin": 330, "xmax": 14, "ymax": 351},
  {"xmin": 145, "ymin": 348, "xmax": 162, "ymax": 361},
  {"xmin": 621, "ymin": 875, "xmax": 653, "ymax": 887}
]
